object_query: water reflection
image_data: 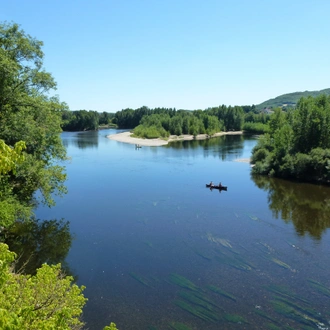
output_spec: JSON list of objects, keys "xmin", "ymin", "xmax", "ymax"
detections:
[
  {"xmin": 252, "ymin": 175, "xmax": 330, "ymax": 239},
  {"xmin": 62, "ymin": 131, "xmax": 99, "ymax": 149},
  {"xmin": 2, "ymin": 218, "xmax": 73, "ymax": 275},
  {"xmin": 168, "ymin": 134, "xmax": 246, "ymax": 160}
]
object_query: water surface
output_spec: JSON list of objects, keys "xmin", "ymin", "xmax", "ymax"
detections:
[{"xmin": 34, "ymin": 129, "xmax": 330, "ymax": 330}]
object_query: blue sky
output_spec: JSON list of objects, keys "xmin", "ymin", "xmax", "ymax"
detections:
[{"xmin": 1, "ymin": 0, "xmax": 330, "ymax": 112}]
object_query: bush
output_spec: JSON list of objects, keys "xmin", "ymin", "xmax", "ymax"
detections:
[
  {"xmin": 251, "ymin": 148, "xmax": 269, "ymax": 164},
  {"xmin": 243, "ymin": 122, "xmax": 270, "ymax": 134},
  {"xmin": 0, "ymin": 243, "xmax": 86, "ymax": 329},
  {"xmin": 132, "ymin": 125, "xmax": 169, "ymax": 139}
]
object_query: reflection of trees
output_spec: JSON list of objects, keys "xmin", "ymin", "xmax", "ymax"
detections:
[
  {"xmin": 2, "ymin": 218, "xmax": 73, "ymax": 275},
  {"xmin": 62, "ymin": 131, "xmax": 99, "ymax": 150},
  {"xmin": 252, "ymin": 175, "xmax": 330, "ymax": 239},
  {"xmin": 168, "ymin": 135, "xmax": 245, "ymax": 160}
]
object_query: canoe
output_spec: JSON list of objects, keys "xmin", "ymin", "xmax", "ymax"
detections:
[{"xmin": 206, "ymin": 184, "xmax": 227, "ymax": 191}]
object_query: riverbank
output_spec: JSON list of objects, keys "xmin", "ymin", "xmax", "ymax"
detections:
[{"xmin": 107, "ymin": 131, "xmax": 243, "ymax": 147}]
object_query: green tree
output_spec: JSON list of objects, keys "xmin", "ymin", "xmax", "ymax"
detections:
[
  {"xmin": 0, "ymin": 243, "xmax": 87, "ymax": 329},
  {"xmin": 207, "ymin": 105, "xmax": 244, "ymax": 131},
  {"xmin": 99, "ymin": 111, "xmax": 113, "ymax": 125},
  {"xmin": 188, "ymin": 116, "xmax": 205, "ymax": 136},
  {"xmin": 0, "ymin": 140, "xmax": 31, "ymax": 227},
  {"xmin": 203, "ymin": 115, "xmax": 220, "ymax": 135},
  {"xmin": 61, "ymin": 110, "xmax": 100, "ymax": 131},
  {"xmin": 104, "ymin": 323, "xmax": 119, "ymax": 330},
  {"xmin": 292, "ymin": 95, "xmax": 330, "ymax": 153},
  {"xmin": 268, "ymin": 108, "xmax": 286, "ymax": 135},
  {"xmin": 169, "ymin": 116, "xmax": 183, "ymax": 135},
  {"xmin": 0, "ymin": 140, "xmax": 25, "ymax": 174},
  {"xmin": 0, "ymin": 22, "xmax": 67, "ymax": 219},
  {"xmin": 252, "ymin": 95, "xmax": 330, "ymax": 183}
]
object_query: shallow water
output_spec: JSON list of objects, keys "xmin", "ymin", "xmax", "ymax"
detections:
[{"xmin": 34, "ymin": 129, "xmax": 330, "ymax": 330}]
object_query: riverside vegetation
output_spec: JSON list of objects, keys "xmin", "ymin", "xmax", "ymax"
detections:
[
  {"xmin": 251, "ymin": 95, "xmax": 330, "ymax": 184},
  {"xmin": 111, "ymin": 104, "xmax": 270, "ymax": 137},
  {"xmin": 62, "ymin": 104, "xmax": 270, "ymax": 135},
  {"xmin": 0, "ymin": 22, "xmax": 117, "ymax": 329}
]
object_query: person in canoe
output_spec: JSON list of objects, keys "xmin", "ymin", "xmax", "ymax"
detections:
[
  {"xmin": 209, "ymin": 181, "xmax": 213, "ymax": 187},
  {"xmin": 219, "ymin": 182, "xmax": 222, "ymax": 187}
]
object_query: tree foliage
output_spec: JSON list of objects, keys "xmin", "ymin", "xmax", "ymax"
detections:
[
  {"xmin": 117, "ymin": 105, "xmax": 245, "ymax": 139},
  {"xmin": 251, "ymin": 95, "xmax": 330, "ymax": 183},
  {"xmin": 62, "ymin": 110, "xmax": 99, "ymax": 131},
  {"xmin": 0, "ymin": 243, "xmax": 87, "ymax": 329},
  {"xmin": 0, "ymin": 140, "xmax": 32, "ymax": 227},
  {"xmin": 0, "ymin": 22, "xmax": 68, "ymax": 228},
  {"xmin": 0, "ymin": 140, "xmax": 26, "ymax": 174},
  {"xmin": 242, "ymin": 122, "xmax": 269, "ymax": 134},
  {"xmin": 61, "ymin": 110, "xmax": 115, "ymax": 131},
  {"xmin": 113, "ymin": 106, "xmax": 176, "ymax": 128}
]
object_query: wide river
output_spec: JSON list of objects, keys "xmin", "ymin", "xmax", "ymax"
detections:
[{"xmin": 35, "ymin": 129, "xmax": 330, "ymax": 330}]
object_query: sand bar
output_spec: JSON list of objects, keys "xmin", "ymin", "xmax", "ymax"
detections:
[
  {"xmin": 107, "ymin": 131, "xmax": 243, "ymax": 147},
  {"xmin": 234, "ymin": 158, "xmax": 251, "ymax": 164}
]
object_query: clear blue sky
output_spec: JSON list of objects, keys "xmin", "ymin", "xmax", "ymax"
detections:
[{"xmin": 1, "ymin": 0, "xmax": 330, "ymax": 112}]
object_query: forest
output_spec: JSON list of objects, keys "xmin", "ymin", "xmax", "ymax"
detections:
[
  {"xmin": 62, "ymin": 110, "xmax": 115, "ymax": 131},
  {"xmin": 62, "ymin": 104, "xmax": 270, "ymax": 135},
  {"xmin": 113, "ymin": 105, "xmax": 245, "ymax": 138},
  {"xmin": 251, "ymin": 95, "xmax": 330, "ymax": 184}
]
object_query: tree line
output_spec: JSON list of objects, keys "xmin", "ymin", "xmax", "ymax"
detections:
[
  {"xmin": 111, "ymin": 104, "xmax": 274, "ymax": 138},
  {"xmin": 62, "ymin": 110, "xmax": 115, "ymax": 131},
  {"xmin": 62, "ymin": 105, "xmax": 273, "ymax": 135},
  {"xmin": 112, "ymin": 105, "xmax": 249, "ymax": 138}
]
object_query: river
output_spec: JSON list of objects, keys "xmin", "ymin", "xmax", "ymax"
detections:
[{"xmin": 33, "ymin": 129, "xmax": 330, "ymax": 330}]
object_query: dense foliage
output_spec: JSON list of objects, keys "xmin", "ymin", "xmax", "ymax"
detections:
[
  {"xmin": 251, "ymin": 95, "xmax": 330, "ymax": 183},
  {"xmin": 113, "ymin": 105, "xmax": 248, "ymax": 138},
  {"xmin": 205, "ymin": 105, "xmax": 244, "ymax": 131},
  {"xmin": 0, "ymin": 140, "xmax": 30, "ymax": 227},
  {"xmin": 61, "ymin": 110, "xmax": 115, "ymax": 131},
  {"xmin": 0, "ymin": 22, "xmax": 68, "ymax": 228},
  {"xmin": 243, "ymin": 111, "xmax": 270, "ymax": 134},
  {"xmin": 0, "ymin": 243, "xmax": 87, "ymax": 329},
  {"xmin": 113, "ymin": 106, "xmax": 176, "ymax": 129},
  {"xmin": 0, "ymin": 242, "xmax": 119, "ymax": 329},
  {"xmin": 62, "ymin": 104, "xmax": 271, "ymax": 136}
]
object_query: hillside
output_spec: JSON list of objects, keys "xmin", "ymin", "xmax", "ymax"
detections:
[{"xmin": 256, "ymin": 88, "xmax": 330, "ymax": 110}]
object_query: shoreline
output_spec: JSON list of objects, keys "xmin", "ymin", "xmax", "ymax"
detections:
[{"xmin": 107, "ymin": 131, "xmax": 243, "ymax": 147}]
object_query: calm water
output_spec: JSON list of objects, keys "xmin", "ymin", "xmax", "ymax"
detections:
[{"xmin": 34, "ymin": 129, "xmax": 330, "ymax": 330}]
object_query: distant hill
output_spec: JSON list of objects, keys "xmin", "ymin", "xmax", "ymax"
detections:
[{"xmin": 256, "ymin": 88, "xmax": 330, "ymax": 110}]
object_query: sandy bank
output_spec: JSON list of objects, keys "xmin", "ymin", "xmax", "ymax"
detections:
[
  {"xmin": 107, "ymin": 131, "xmax": 243, "ymax": 147},
  {"xmin": 234, "ymin": 158, "xmax": 251, "ymax": 164}
]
